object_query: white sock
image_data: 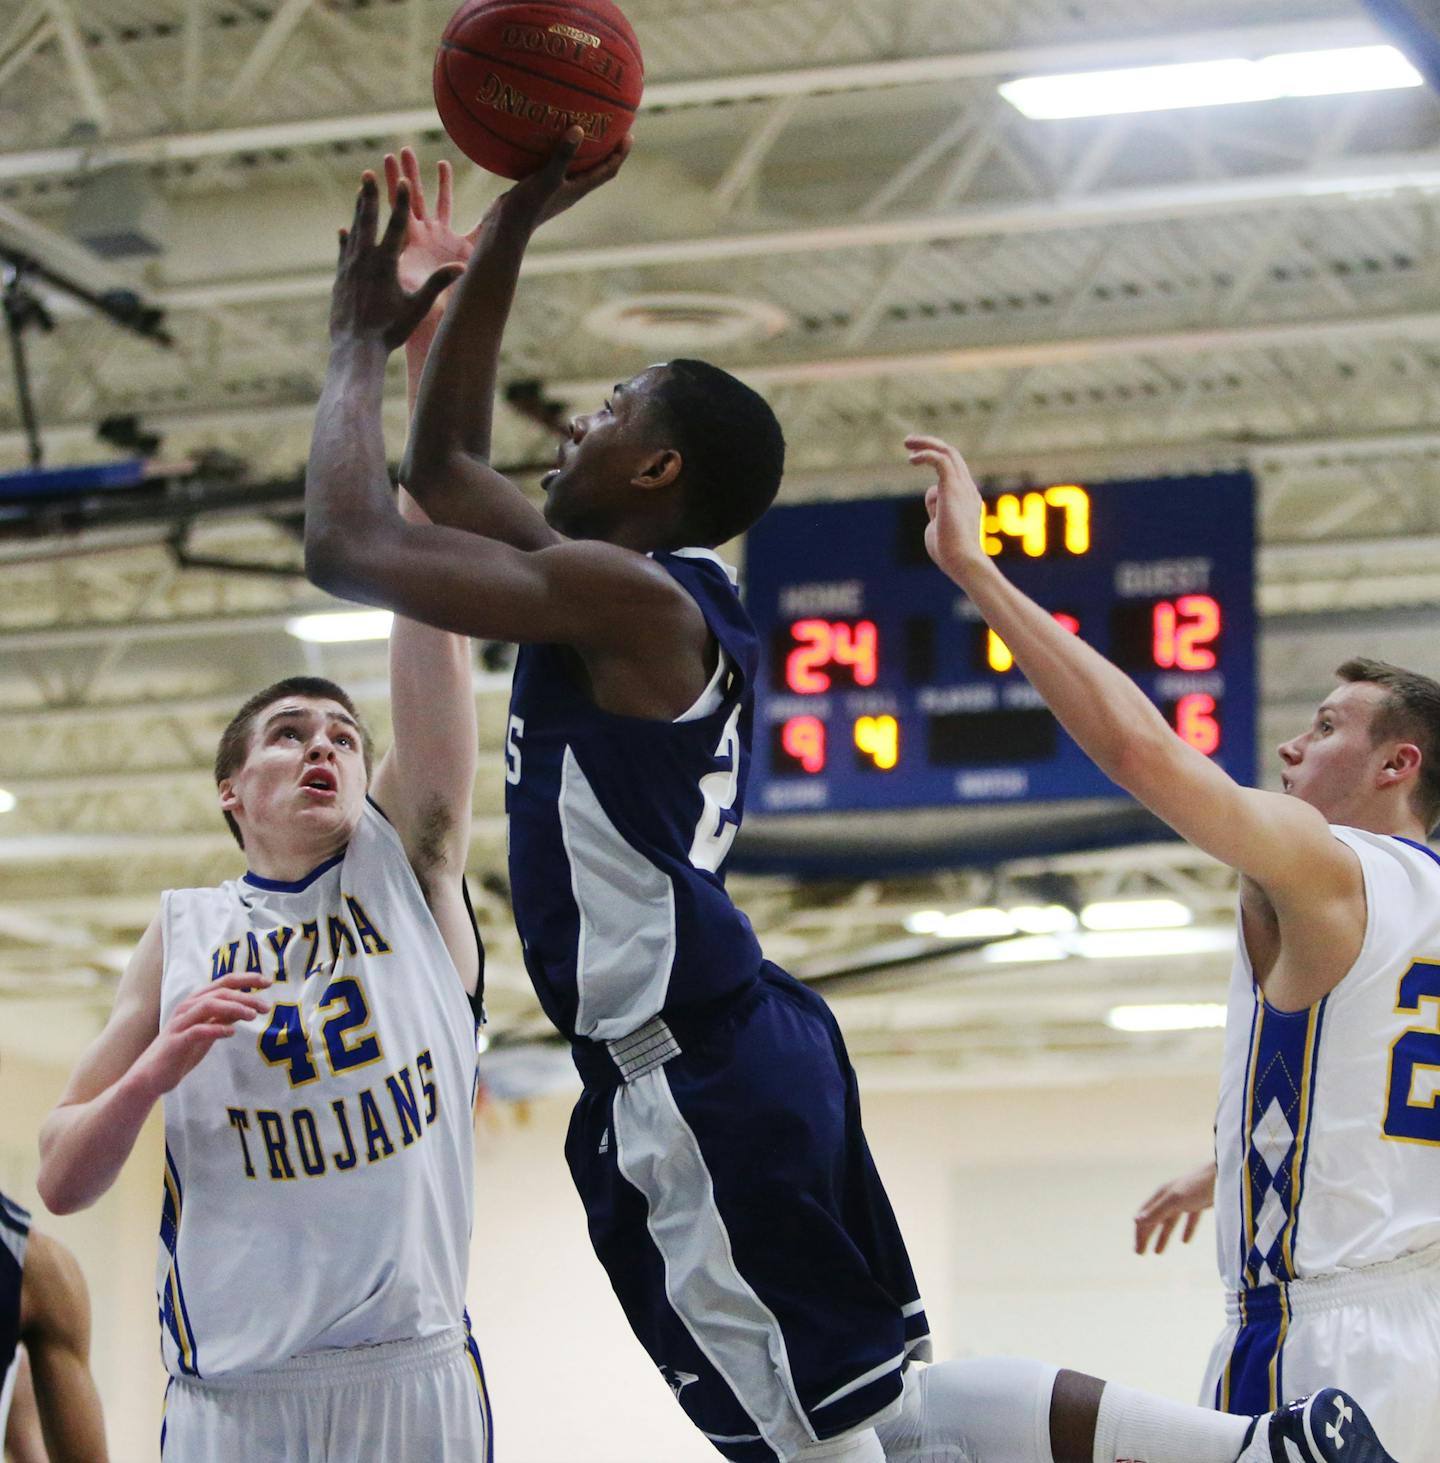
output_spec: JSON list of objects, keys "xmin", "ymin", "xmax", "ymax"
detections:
[
  {"xmin": 876, "ymin": 1357, "xmax": 1057, "ymax": 1462},
  {"xmin": 1092, "ymin": 1382, "xmax": 1254, "ymax": 1463}
]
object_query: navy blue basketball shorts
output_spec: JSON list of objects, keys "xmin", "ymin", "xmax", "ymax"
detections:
[{"xmin": 566, "ymin": 963, "xmax": 931, "ymax": 1462}]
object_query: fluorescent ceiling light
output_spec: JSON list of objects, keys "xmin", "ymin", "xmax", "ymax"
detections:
[
  {"xmin": 905, "ymin": 909, "xmax": 948, "ymax": 935},
  {"xmin": 1008, "ymin": 903, "xmax": 1078, "ymax": 934},
  {"xmin": 1080, "ymin": 898, "xmax": 1192, "ymax": 931},
  {"xmin": 1106, "ymin": 1002, "xmax": 1228, "ymax": 1033},
  {"xmin": 982, "ymin": 935, "xmax": 1069, "ymax": 965},
  {"xmin": 0, "ymin": 788, "xmax": 14, "ymax": 813},
  {"xmin": 1073, "ymin": 927, "xmax": 1233, "ymax": 960},
  {"xmin": 286, "ymin": 610, "xmax": 394, "ymax": 643},
  {"xmin": 938, "ymin": 907, "xmax": 1016, "ymax": 939},
  {"xmin": 1000, "ymin": 45, "xmax": 1422, "ymax": 120}
]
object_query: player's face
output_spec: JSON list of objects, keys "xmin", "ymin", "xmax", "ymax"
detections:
[
  {"xmin": 221, "ymin": 697, "xmax": 367, "ymax": 847},
  {"xmin": 540, "ymin": 368, "xmax": 669, "ymax": 536},
  {"xmin": 1277, "ymin": 682, "xmax": 1392, "ymax": 821}
]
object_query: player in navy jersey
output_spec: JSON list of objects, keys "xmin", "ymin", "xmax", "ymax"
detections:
[
  {"xmin": 306, "ymin": 131, "xmax": 1401, "ymax": 1463},
  {"xmin": 0, "ymin": 1190, "xmax": 107, "ymax": 1462}
]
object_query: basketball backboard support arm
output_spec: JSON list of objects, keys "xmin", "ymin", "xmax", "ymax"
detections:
[{"xmin": 0, "ymin": 242, "xmax": 171, "ymax": 467}]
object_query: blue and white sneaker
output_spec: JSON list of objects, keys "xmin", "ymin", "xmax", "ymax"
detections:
[{"xmin": 1261, "ymin": 1389, "xmax": 1399, "ymax": 1462}]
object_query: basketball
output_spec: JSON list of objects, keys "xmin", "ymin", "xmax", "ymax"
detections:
[{"xmin": 433, "ymin": 0, "xmax": 643, "ymax": 180}]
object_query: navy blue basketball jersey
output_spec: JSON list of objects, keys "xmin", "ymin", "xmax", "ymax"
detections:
[
  {"xmin": 0, "ymin": 1191, "xmax": 31, "ymax": 1439},
  {"xmin": 506, "ymin": 548, "xmax": 764, "ymax": 1041}
]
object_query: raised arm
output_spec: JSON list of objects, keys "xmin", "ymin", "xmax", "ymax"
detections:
[
  {"xmin": 19, "ymin": 1232, "xmax": 107, "ymax": 1463},
  {"xmin": 910, "ymin": 434, "xmax": 1358, "ymax": 905},
  {"xmin": 399, "ymin": 132, "xmax": 627, "ymax": 550},
  {"xmin": 306, "ymin": 175, "xmax": 702, "ymax": 673},
  {"xmin": 368, "ymin": 489, "xmax": 481, "ymax": 996},
  {"xmin": 37, "ymin": 915, "xmax": 270, "ymax": 1215}
]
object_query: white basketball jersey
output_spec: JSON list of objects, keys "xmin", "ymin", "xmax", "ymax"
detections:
[
  {"xmin": 1215, "ymin": 826, "xmax": 1440, "ymax": 1291},
  {"xmin": 157, "ymin": 801, "xmax": 480, "ymax": 1379}
]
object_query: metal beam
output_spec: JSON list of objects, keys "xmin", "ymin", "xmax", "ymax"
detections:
[
  {"xmin": 214, "ymin": 0, "xmax": 316, "ymax": 124},
  {"xmin": 6, "ymin": 309, "xmax": 1440, "ymax": 467},
  {"xmin": 0, "ymin": 17, "xmax": 1380, "ymax": 184},
  {"xmin": 42, "ymin": 0, "xmax": 109, "ymax": 135},
  {"xmin": 147, "ymin": 149, "xmax": 1440, "ymax": 312}
]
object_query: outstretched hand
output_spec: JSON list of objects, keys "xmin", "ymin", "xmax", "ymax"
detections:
[
  {"xmin": 383, "ymin": 147, "xmax": 479, "ymax": 309},
  {"xmin": 906, "ymin": 433, "xmax": 985, "ymax": 579},
  {"xmin": 1134, "ymin": 1161, "xmax": 1217, "ymax": 1255},
  {"xmin": 330, "ymin": 172, "xmax": 464, "ymax": 351},
  {"xmin": 494, "ymin": 125, "xmax": 632, "ymax": 233}
]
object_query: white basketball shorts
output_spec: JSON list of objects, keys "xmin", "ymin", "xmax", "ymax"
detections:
[
  {"xmin": 160, "ymin": 1325, "xmax": 492, "ymax": 1462},
  {"xmin": 1201, "ymin": 1244, "xmax": 1440, "ymax": 1463}
]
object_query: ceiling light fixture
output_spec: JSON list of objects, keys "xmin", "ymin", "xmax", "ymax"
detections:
[
  {"xmin": 285, "ymin": 610, "xmax": 394, "ymax": 644},
  {"xmin": 937, "ymin": 907, "xmax": 1017, "ymax": 940},
  {"xmin": 999, "ymin": 45, "xmax": 1421, "ymax": 121},
  {"xmin": 1072, "ymin": 927, "xmax": 1233, "ymax": 961},
  {"xmin": 1106, "ymin": 1002, "xmax": 1228, "ymax": 1032},
  {"xmin": 1079, "ymin": 898, "xmax": 1192, "ymax": 931},
  {"xmin": 1007, "ymin": 904, "xmax": 1078, "ymax": 934},
  {"xmin": 0, "ymin": 788, "xmax": 15, "ymax": 814}
]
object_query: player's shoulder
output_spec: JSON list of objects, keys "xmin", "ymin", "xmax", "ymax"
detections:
[{"xmin": 1330, "ymin": 823, "xmax": 1440, "ymax": 875}]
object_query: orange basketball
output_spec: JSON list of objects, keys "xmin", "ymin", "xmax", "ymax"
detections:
[{"xmin": 433, "ymin": 0, "xmax": 643, "ymax": 180}]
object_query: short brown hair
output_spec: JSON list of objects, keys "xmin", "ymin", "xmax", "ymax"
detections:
[
  {"xmin": 214, "ymin": 676, "xmax": 373, "ymax": 848},
  {"xmin": 1337, "ymin": 657, "xmax": 1440, "ymax": 833}
]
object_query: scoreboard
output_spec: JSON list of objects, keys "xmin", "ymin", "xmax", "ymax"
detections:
[{"xmin": 744, "ymin": 472, "xmax": 1256, "ymax": 817}]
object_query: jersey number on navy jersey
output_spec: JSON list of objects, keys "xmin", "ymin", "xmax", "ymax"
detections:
[
  {"xmin": 689, "ymin": 704, "xmax": 742, "ymax": 873},
  {"xmin": 505, "ymin": 716, "xmax": 524, "ymax": 786},
  {"xmin": 1383, "ymin": 957, "xmax": 1440, "ymax": 1146}
]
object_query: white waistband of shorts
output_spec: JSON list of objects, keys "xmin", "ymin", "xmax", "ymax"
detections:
[
  {"xmin": 1226, "ymin": 1243, "xmax": 1440, "ymax": 1322},
  {"xmin": 175, "ymin": 1325, "xmax": 467, "ymax": 1392}
]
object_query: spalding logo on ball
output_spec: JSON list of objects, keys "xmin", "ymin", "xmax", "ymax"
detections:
[{"xmin": 434, "ymin": 0, "xmax": 644, "ymax": 180}]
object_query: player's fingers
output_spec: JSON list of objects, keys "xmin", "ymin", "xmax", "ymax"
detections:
[
  {"xmin": 195, "ymin": 996, "xmax": 267, "ymax": 1026},
  {"xmin": 355, "ymin": 171, "xmax": 380, "ymax": 248},
  {"xmin": 436, "ymin": 158, "xmax": 453, "ymax": 224},
  {"xmin": 337, "ymin": 226, "xmax": 349, "ymax": 264},
  {"xmin": 541, "ymin": 124, "xmax": 585, "ymax": 184},
  {"xmin": 411, "ymin": 264, "xmax": 464, "ymax": 319},
  {"xmin": 381, "ymin": 180, "xmax": 411, "ymax": 254},
  {"xmin": 383, "ymin": 153, "xmax": 401, "ymax": 206},
  {"xmin": 1154, "ymin": 1215, "xmax": 1180, "ymax": 1254},
  {"xmin": 573, "ymin": 135, "xmax": 629, "ymax": 185},
  {"xmin": 211, "ymin": 973, "xmax": 274, "ymax": 992},
  {"xmin": 1182, "ymin": 1210, "xmax": 1201, "ymax": 1244},
  {"xmin": 906, "ymin": 448, "xmax": 946, "ymax": 476},
  {"xmin": 401, "ymin": 146, "xmax": 427, "ymax": 219}
]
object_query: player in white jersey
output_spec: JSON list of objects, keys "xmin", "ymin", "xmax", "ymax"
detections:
[
  {"xmin": 35, "ymin": 537, "xmax": 490, "ymax": 1455},
  {"xmin": 1133, "ymin": 663, "xmax": 1440, "ymax": 1461},
  {"xmin": 911, "ymin": 432, "xmax": 1430, "ymax": 1461}
]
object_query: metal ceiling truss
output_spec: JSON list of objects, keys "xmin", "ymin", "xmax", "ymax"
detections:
[{"xmin": 2, "ymin": 1, "xmax": 1438, "ymax": 1082}]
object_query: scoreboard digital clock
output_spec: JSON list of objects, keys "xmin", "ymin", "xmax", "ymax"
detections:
[{"xmin": 744, "ymin": 472, "xmax": 1256, "ymax": 817}]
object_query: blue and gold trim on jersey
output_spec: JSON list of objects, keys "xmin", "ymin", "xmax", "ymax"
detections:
[
  {"xmin": 1239, "ymin": 994, "xmax": 1328, "ymax": 1288},
  {"xmin": 159, "ymin": 1147, "xmax": 200, "ymax": 1377},
  {"xmin": 1219, "ymin": 990, "xmax": 1327, "ymax": 1414},
  {"xmin": 463, "ymin": 1310, "xmax": 494, "ymax": 1463}
]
